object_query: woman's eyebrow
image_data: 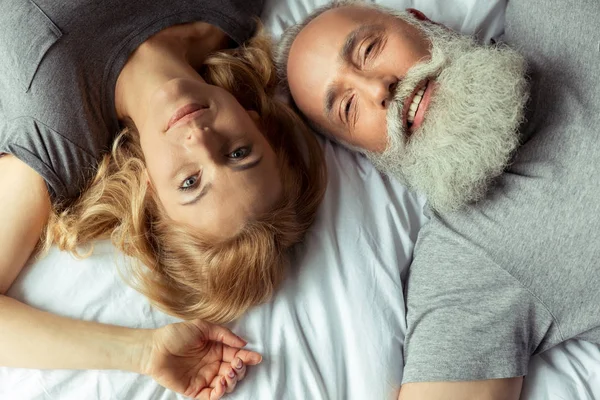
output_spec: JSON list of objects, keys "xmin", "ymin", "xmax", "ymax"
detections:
[
  {"xmin": 180, "ymin": 157, "xmax": 263, "ymax": 206},
  {"xmin": 229, "ymin": 155, "xmax": 263, "ymax": 172},
  {"xmin": 181, "ymin": 182, "xmax": 213, "ymax": 206}
]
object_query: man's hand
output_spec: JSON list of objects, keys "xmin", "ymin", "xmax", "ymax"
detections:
[
  {"xmin": 398, "ymin": 377, "xmax": 523, "ymax": 400},
  {"xmin": 144, "ymin": 319, "xmax": 262, "ymax": 400}
]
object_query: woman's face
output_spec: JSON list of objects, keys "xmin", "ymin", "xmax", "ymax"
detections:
[{"xmin": 137, "ymin": 78, "xmax": 283, "ymax": 239}]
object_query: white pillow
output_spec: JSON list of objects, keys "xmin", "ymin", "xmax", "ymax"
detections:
[{"xmin": 261, "ymin": 0, "xmax": 508, "ymax": 43}]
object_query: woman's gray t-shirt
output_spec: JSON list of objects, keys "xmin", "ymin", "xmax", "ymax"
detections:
[{"xmin": 0, "ymin": 0, "xmax": 263, "ymax": 202}]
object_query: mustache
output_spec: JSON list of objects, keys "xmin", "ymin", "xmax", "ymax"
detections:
[
  {"xmin": 368, "ymin": 20, "xmax": 528, "ymax": 212},
  {"xmin": 385, "ymin": 56, "xmax": 447, "ymax": 149}
]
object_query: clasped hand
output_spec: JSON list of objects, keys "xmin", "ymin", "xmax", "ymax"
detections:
[{"xmin": 141, "ymin": 319, "xmax": 262, "ymax": 400}]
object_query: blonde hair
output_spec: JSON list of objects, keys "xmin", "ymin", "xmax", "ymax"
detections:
[{"xmin": 42, "ymin": 29, "xmax": 327, "ymax": 324}]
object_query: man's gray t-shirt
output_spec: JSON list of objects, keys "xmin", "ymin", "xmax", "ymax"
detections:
[
  {"xmin": 0, "ymin": 0, "xmax": 263, "ymax": 203},
  {"xmin": 402, "ymin": 0, "xmax": 600, "ymax": 383}
]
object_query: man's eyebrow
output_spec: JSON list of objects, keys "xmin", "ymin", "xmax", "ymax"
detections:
[
  {"xmin": 324, "ymin": 85, "xmax": 338, "ymax": 119},
  {"xmin": 181, "ymin": 182, "xmax": 212, "ymax": 206},
  {"xmin": 324, "ymin": 24, "xmax": 380, "ymax": 118}
]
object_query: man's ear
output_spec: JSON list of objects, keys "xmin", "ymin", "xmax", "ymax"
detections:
[
  {"xmin": 407, "ymin": 8, "xmax": 446, "ymax": 29},
  {"xmin": 407, "ymin": 8, "xmax": 430, "ymax": 22},
  {"xmin": 407, "ymin": 8, "xmax": 434, "ymax": 24}
]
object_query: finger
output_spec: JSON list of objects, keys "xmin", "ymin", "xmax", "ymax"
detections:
[
  {"xmin": 231, "ymin": 357, "xmax": 247, "ymax": 381},
  {"xmin": 208, "ymin": 373, "xmax": 223, "ymax": 389},
  {"xmin": 223, "ymin": 346, "xmax": 263, "ymax": 366},
  {"xmin": 203, "ymin": 377, "xmax": 226, "ymax": 400},
  {"xmin": 216, "ymin": 359, "xmax": 248, "ymax": 395},
  {"xmin": 204, "ymin": 323, "xmax": 248, "ymax": 348},
  {"xmin": 223, "ymin": 365, "xmax": 238, "ymax": 394},
  {"xmin": 211, "ymin": 359, "xmax": 245, "ymax": 388}
]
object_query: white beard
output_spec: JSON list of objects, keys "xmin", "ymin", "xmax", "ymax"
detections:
[{"xmin": 365, "ymin": 13, "xmax": 529, "ymax": 213}]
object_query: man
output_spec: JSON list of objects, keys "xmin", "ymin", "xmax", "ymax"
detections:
[{"xmin": 275, "ymin": 1, "xmax": 600, "ymax": 399}]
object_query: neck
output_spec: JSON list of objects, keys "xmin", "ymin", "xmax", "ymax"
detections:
[{"xmin": 114, "ymin": 22, "xmax": 230, "ymax": 126}]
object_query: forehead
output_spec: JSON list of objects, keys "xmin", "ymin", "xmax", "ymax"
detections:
[{"xmin": 287, "ymin": 6, "xmax": 389, "ymax": 129}]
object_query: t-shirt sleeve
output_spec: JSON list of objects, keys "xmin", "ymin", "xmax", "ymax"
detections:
[
  {"xmin": 402, "ymin": 222, "xmax": 556, "ymax": 384},
  {"xmin": 0, "ymin": 118, "xmax": 97, "ymax": 203}
]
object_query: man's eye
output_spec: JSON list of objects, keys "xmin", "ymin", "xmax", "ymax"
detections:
[
  {"xmin": 179, "ymin": 175, "xmax": 198, "ymax": 191},
  {"xmin": 364, "ymin": 42, "xmax": 375, "ymax": 58},
  {"xmin": 344, "ymin": 97, "xmax": 353, "ymax": 119},
  {"xmin": 227, "ymin": 146, "xmax": 251, "ymax": 160},
  {"xmin": 364, "ymin": 38, "xmax": 380, "ymax": 61}
]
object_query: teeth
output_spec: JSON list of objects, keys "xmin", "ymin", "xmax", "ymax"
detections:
[
  {"xmin": 407, "ymin": 109, "xmax": 416, "ymax": 123},
  {"xmin": 406, "ymin": 83, "xmax": 428, "ymax": 124}
]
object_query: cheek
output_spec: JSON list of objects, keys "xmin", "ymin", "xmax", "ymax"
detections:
[
  {"xmin": 357, "ymin": 108, "xmax": 388, "ymax": 152},
  {"xmin": 216, "ymin": 90, "xmax": 252, "ymax": 127},
  {"xmin": 385, "ymin": 41, "xmax": 426, "ymax": 71},
  {"xmin": 254, "ymin": 151, "xmax": 283, "ymax": 212},
  {"xmin": 384, "ymin": 26, "xmax": 431, "ymax": 70},
  {"xmin": 403, "ymin": 28, "xmax": 431, "ymax": 61},
  {"xmin": 141, "ymin": 140, "xmax": 177, "ymax": 188}
]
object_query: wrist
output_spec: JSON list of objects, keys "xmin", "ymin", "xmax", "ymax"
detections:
[{"xmin": 122, "ymin": 328, "xmax": 155, "ymax": 375}]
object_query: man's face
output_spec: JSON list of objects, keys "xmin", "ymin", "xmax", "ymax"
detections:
[
  {"xmin": 287, "ymin": 5, "xmax": 431, "ymax": 152},
  {"xmin": 287, "ymin": 5, "xmax": 529, "ymax": 212}
]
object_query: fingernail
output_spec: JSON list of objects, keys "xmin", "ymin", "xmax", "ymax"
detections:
[
  {"xmin": 228, "ymin": 369, "xmax": 235, "ymax": 378},
  {"xmin": 221, "ymin": 377, "xmax": 227, "ymax": 386},
  {"xmin": 235, "ymin": 358, "xmax": 243, "ymax": 369}
]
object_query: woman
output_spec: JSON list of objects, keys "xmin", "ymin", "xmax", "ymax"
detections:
[{"xmin": 0, "ymin": 1, "xmax": 326, "ymax": 398}]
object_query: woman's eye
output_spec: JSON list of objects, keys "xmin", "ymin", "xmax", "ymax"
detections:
[
  {"xmin": 179, "ymin": 175, "xmax": 198, "ymax": 191},
  {"xmin": 227, "ymin": 146, "xmax": 251, "ymax": 160}
]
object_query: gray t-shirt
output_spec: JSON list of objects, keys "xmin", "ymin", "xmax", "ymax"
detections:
[
  {"xmin": 0, "ymin": 0, "xmax": 263, "ymax": 203},
  {"xmin": 402, "ymin": 0, "xmax": 600, "ymax": 383}
]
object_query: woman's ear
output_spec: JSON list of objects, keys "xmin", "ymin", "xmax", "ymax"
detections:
[
  {"xmin": 247, "ymin": 110, "xmax": 260, "ymax": 123},
  {"xmin": 143, "ymin": 168, "xmax": 153, "ymax": 192}
]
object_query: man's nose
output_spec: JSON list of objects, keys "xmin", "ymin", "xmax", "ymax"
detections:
[{"xmin": 353, "ymin": 73, "xmax": 398, "ymax": 109}]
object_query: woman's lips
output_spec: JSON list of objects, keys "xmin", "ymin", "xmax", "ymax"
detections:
[{"xmin": 167, "ymin": 103, "xmax": 207, "ymax": 131}]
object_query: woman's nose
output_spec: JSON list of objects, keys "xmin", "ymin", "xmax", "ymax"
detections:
[
  {"xmin": 183, "ymin": 127, "xmax": 223, "ymax": 160},
  {"xmin": 352, "ymin": 73, "xmax": 398, "ymax": 109}
]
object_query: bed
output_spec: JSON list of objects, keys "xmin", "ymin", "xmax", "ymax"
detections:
[{"xmin": 2, "ymin": 0, "xmax": 600, "ymax": 399}]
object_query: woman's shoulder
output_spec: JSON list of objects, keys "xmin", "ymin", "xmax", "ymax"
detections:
[{"xmin": 0, "ymin": 116, "xmax": 99, "ymax": 202}]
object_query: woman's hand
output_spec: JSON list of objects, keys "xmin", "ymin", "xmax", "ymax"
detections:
[{"xmin": 144, "ymin": 319, "xmax": 262, "ymax": 400}]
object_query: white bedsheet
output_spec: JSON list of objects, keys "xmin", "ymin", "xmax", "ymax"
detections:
[{"xmin": 2, "ymin": 1, "xmax": 600, "ymax": 399}]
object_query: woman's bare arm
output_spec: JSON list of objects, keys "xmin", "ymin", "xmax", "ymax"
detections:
[
  {"xmin": 0, "ymin": 155, "xmax": 51, "ymax": 293},
  {"xmin": 0, "ymin": 156, "xmax": 257, "ymax": 399},
  {"xmin": 0, "ymin": 155, "xmax": 146, "ymax": 370}
]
